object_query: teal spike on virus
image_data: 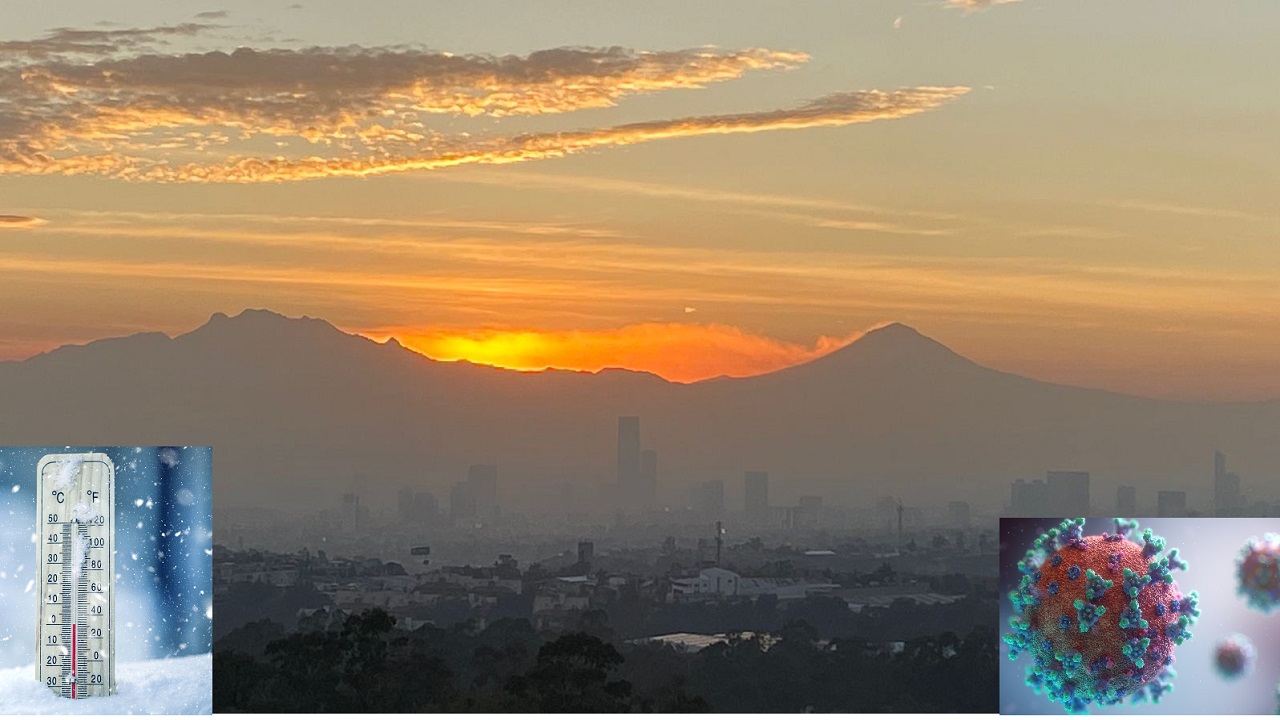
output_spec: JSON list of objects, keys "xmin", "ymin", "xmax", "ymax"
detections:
[{"xmin": 1003, "ymin": 518, "xmax": 1199, "ymax": 714}]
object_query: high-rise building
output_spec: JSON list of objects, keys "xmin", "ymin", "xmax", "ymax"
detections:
[
  {"xmin": 1157, "ymin": 490, "xmax": 1188, "ymax": 518},
  {"xmin": 617, "ymin": 416, "xmax": 641, "ymax": 508},
  {"xmin": 341, "ymin": 492, "xmax": 362, "ymax": 533},
  {"xmin": 876, "ymin": 496, "xmax": 900, "ymax": 534},
  {"xmin": 577, "ymin": 540, "xmax": 594, "ymax": 568},
  {"xmin": 744, "ymin": 471, "xmax": 769, "ymax": 523},
  {"xmin": 415, "ymin": 491, "xmax": 439, "ymax": 519},
  {"xmin": 468, "ymin": 464, "xmax": 499, "ymax": 519},
  {"xmin": 1116, "ymin": 485, "xmax": 1137, "ymax": 516},
  {"xmin": 1047, "ymin": 471, "xmax": 1090, "ymax": 517},
  {"xmin": 695, "ymin": 480, "xmax": 725, "ymax": 519},
  {"xmin": 398, "ymin": 488, "xmax": 438, "ymax": 522},
  {"xmin": 948, "ymin": 500, "xmax": 971, "ymax": 528},
  {"xmin": 1010, "ymin": 479, "xmax": 1049, "ymax": 517},
  {"xmin": 1214, "ymin": 451, "xmax": 1244, "ymax": 516}
]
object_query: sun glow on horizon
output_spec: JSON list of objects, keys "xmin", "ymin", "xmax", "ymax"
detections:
[{"xmin": 363, "ymin": 322, "xmax": 865, "ymax": 382}]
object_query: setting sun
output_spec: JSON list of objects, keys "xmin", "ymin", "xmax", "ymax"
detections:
[{"xmin": 369, "ymin": 323, "xmax": 862, "ymax": 382}]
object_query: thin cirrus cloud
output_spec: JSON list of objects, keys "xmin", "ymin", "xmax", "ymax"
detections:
[
  {"xmin": 149, "ymin": 86, "xmax": 970, "ymax": 183},
  {"xmin": 0, "ymin": 21, "xmax": 967, "ymax": 182},
  {"xmin": 0, "ymin": 21, "xmax": 223, "ymax": 59},
  {"xmin": 944, "ymin": 0, "xmax": 1022, "ymax": 10},
  {"xmin": 366, "ymin": 323, "xmax": 864, "ymax": 383},
  {"xmin": 0, "ymin": 215, "xmax": 45, "ymax": 229}
]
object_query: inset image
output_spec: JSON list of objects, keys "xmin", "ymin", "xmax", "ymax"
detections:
[
  {"xmin": 0, "ymin": 447, "xmax": 212, "ymax": 714},
  {"xmin": 1000, "ymin": 517, "xmax": 1280, "ymax": 715}
]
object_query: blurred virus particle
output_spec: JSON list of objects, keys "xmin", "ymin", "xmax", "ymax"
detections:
[
  {"xmin": 1236, "ymin": 534, "xmax": 1280, "ymax": 613},
  {"xmin": 1212, "ymin": 633, "xmax": 1255, "ymax": 679},
  {"xmin": 1004, "ymin": 518, "xmax": 1200, "ymax": 714}
]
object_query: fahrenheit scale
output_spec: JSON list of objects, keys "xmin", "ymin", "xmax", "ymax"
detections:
[{"xmin": 35, "ymin": 453, "xmax": 116, "ymax": 698}]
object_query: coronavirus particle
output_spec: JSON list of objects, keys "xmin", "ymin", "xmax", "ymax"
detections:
[
  {"xmin": 1236, "ymin": 534, "xmax": 1280, "ymax": 613},
  {"xmin": 1004, "ymin": 518, "xmax": 1201, "ymax": 714},
  {"xmin": 1212, "ymin": 633, "xmax": 1255, "ymax": 679}
]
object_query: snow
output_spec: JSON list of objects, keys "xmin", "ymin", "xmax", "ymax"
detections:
[
  {"xmin": 70, "ymin": 527, "xmax": 88, "ymax": 581},
  {"xmin": 51, "ymin": 460, "xmax": 82, "ymax": 492},
  {"xmin": 0, "ymin": 654, "xmax": 211, "ymax": 714},
  {"xmin": 70, "ymin": 500, "xmax": 95, "ymax": 523}
]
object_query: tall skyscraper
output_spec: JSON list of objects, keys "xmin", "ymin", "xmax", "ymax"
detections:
[
  {"xmin": 1214, "ymin": 450, "xmax": 1243, "ymax": 516},
  {"xmin": 341, "ymin": 492, "xmax": 361, "ymax": 533},
  {"xmin": 617, "ymin": 416, "xmax": 641, "ymax": 507},
  {"xmin": 1009, "ymin": 478, "xmax": 1049, "ymax": 517},
  {"xmin": 1116, "ymin": 485, "xmax": 1137, "ymax": 516},
  {"xmin": 1047, "ymin": 470, "xmax": 1090, "ymax": 517},
  {"xmin": 744, "ymin": 471, "xmax": 769, "ymax": 523},
  {"xmin": 1157, "ymin": 490, "xmax": 1188, "ymax": 518},
  {"xmin": 450, "ymin": 481, "xmax": 476, "ymax": 521},
  {"xmin": 400, "ymin": 488, "xmax": 439, "ymax": 523}
]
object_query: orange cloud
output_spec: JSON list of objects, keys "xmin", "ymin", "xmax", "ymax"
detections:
[
  {"xmin": 0, "ymin": 24, "xmax": 967, "ymax": 183},
  {"xmin": 0, "ymin": 215, "xmax": 45, "ymax": 229},
  {"xmin": 142, "ymin": 86, "xmax": 969, "ymax": 182},
  {"xmin": 0, "ymin": 21, "xmax": 223, "ymax": 59},
  {"xmin": 369, "ymin": 323, "xmax": 863, "ymax": 382},
  {"xmin": 944, "ymin": 0, "xmax": 1021, "ymax": 10},
  {"xmin": 0, "ymin": 40, "xmax": 807, "ymax": 177}
]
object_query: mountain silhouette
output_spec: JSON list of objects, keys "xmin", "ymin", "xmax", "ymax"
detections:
[{"xmin": 1, "ymin": 309, "xmax": 1276, "ymax": 514}]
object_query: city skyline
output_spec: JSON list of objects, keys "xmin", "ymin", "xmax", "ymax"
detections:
[{"xmin": 2, "ymin": 1, "xmax": 1279, "ymax": 401}]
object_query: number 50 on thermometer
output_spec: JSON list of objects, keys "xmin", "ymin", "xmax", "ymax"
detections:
[{"xmin": 35, "ymin": 453, "xmax": 116, "ymax": 698}]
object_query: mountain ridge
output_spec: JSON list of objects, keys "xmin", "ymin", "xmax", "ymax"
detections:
[
  {"xmin": 10, "ymin": 308, "xmax": 1253, "ymax": 404},
  {"xmin": 1, "ymin": 308, "xmax": 1275, "ymax": 514}
]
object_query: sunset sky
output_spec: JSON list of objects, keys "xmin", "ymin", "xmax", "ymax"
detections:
[{"xmin": 2, "ymin": 1, "xmax": 1278, "ymax": 400}]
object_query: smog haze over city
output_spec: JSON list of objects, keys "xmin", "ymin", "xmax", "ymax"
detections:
[{"xmin": 1, "ymin": 0, "xmax": 1277, "ymax": 713}]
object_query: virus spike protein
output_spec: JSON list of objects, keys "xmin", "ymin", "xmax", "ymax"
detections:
[
  {"xmin": 1236, "ymin": 534, "xmax": 1280, "ymax": 614},
  {"xmin": 1004, "ymin": 518, "xmax": 1200, "ymax": 714}
]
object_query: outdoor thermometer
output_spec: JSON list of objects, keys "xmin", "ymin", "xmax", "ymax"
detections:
[{"xmin": 35, "ymin": 453, "xmax": 116, "ymax": 698}]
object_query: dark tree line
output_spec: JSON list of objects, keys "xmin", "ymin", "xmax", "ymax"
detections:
[{"xmin": 214, "ymin": 608, "xmax": 997, "ymax": 712}]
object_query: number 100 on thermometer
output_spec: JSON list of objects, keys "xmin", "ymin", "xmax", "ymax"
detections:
[{"xmin": 35, "ymin": 453, "xmax": 116, "ymax": 698}]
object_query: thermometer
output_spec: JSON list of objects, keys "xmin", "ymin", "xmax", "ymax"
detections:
[{"xmin": 35, "ymin": 453, "xmax": 116, "ymax": 698}]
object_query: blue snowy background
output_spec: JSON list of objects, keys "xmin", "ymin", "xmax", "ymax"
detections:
[
  {"xmin": 1001, "ymin": 517, "xmax": 1280, "ymax": 715},
  {"xmin": 0, "ymin": 446, "xmax": 212, "ymax": 670}
]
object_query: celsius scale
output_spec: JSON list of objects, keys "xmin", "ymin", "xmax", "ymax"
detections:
[{"xmin": 35, "ymin": 453, "xmax": 116, "ymax": 698}]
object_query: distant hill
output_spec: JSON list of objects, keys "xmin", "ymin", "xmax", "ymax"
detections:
[{"xmin": 1, "ymin": 309, "xmax": 1276, "ymax": 513}]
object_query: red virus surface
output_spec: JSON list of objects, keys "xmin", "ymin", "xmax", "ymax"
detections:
[
  {"xmin": 1004, "ymin": 518, "xmax": 1200, "ymax": 714},
  {"xmin": 1236, "ymin": 534, "xmax": 1280, "ymax": 613}
]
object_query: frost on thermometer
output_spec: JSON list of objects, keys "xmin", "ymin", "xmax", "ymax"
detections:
[{"xmin": 34, "ymin": 453, "xmax": 115, "ymax": 698}]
